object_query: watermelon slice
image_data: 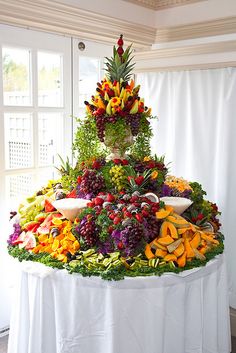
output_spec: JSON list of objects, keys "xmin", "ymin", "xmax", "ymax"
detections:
[
  {"xmin": 24, "ymin": 221, "xmax": 40, "ymax": 232},
  {"xmin": 44, "ymin": 199, "xmax": 56, "ymax": 213},
  {"xmin": 18, "ymin": 231, "xmax": 35, "ymax": 249},
  {"xmin": 12, "ymin": 231, "xmax": 26, "ymax": 245},
  {"xmin": 66, "ymin": 189, "xmax": 77, "ymax": 198},
  {"xmin": 25, "ymin": 235, "xmax": 36, "ymax": 250}
]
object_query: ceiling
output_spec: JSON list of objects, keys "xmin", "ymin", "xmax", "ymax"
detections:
[{"xmin": 123, "ymin": 0, "xmax": 206, "ymax": 10}]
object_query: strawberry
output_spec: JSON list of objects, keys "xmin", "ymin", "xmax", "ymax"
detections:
[
  {"xmin": 135, "ymin": 176, "xmax": 144, "ymax": 186},
  {"xmin": 92, "ymin": 160, "xmax": 101, "ymax": 169},
  {"xmin": 113, "ymin": 159, "xmax": 122, "ymax": 165},
  {"xmin": 77, "ymin": 176, "xmax": 82, "ymax": 184},
  {"xmin": 113, "ymin": 216, "xmax": 121, "ymax": 225},
  {"xmin": 122, "ymin": 159, "xmax": 129, "ymax": 165},
  {"xmin": 117, "ymin": 241, "xmax": 124, "ymax": 250},
  {"xmin": 94, "ymin": 197, "xmax": 104, "ymax": 206},
  {"xmin": 135, "ymin": 214, "xmax": 143, "ymax": 223},
  {"xmin": 107, "ymin": 193, "xmax": 115, "ymax": 202},
  {"xmin": 141, "ymin": 209, "xmax": 149, "ymax": 217},
  {"xmin": 87, "ymin": 201, "xmax": 95, "ymax": 208},
  {"xmin": 127, "ymin": 176, "xmax": 134, "ymax": 182},
  {"xmin": 109, "ymin": 213, "xmax": 115, "ymax": 220},
  {"xmin": 124, "ymin": 211, "xmax": 132, "ymax": 218},
  {"xmin": 197, "ymin": 213, "xmax": 204, "ymax": 220},
  {"xmin": 108, "ymin": 225, "xmax": 114, "ymax": 234}
]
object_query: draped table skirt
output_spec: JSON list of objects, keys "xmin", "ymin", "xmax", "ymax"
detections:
[{"xmin": 8, "ymin": 254, "xmax": 231, "ymax": 353}]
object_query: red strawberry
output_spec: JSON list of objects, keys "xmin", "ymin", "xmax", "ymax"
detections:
[
  {"xmin": 122, "ymin": 159, "xmax": 129, "ymax": 165},
  {"xmin": 87, "ymin": 201, "xmax": 95, "ymax": 208},
  {"xmin": 107, "ymin": 193, "xmax": 115, "ymax": 202},
  {"xmin": 117, "ymin": 46, "xmax": 124, "ymax": 56},
  {"xmin": 135, "ymin": 214, "xmax": 143, "ymax": 223},
  {"xmin": 92, "ymin": 160, "xmax": 101, "ymax": 169},
  {"xmin": 127, "ymin": 176, "xmax": 134, "ymax": 182},
  {"xmin": 141, "ymin": 209, "xmax": 149, "ymax": 217},
  {"xmin": 135, "ymin": 176, "xmax": 144, "ymax": 186},
  {"xmin": 117, "ymin": 241, "xmax": 124, "ymax": 250},
  {"xmin": 108, "ymin": 225, "xmax": 114, "ymax": 234},
  {"xmin": 124, "ymin": 211, "xmax": 132, "ymax": 218},
  {"xmin": 113, "ymin": 159, "xmax": 122, "ymax": 165},
  {"xmin": 77, "ymin": 176, "xmax": 82, "ymax": 184},
  {"xmin": 117, "ymin": 35, "xmax": 123, "ymax": 46},
  {"xmin": 114, "ymin": 216, "xmax": 121, "ymax": 225},
  {"xmin": 94, "ymin": 197, "xmax": 104, "ymax": 206},
  {"xmin": 197, "ymin": 213, "xmax": 204, "ymax": 220},
  {"xmin": 109, "ymin": 213, "xmax": 116, "ymax": 220},
  {"xmin": 130, "ymin": 196, "xmax": 138, "ymax": 203}
]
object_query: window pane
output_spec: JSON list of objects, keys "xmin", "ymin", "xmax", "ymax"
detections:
[
  {"xmin": 79, "ymin": 57, "xmax": 100, "ymax": 108},
  {"xmin": 4, "ymin": 113, "xmax": 33, "ymax": 169},
  {"xmin": 2, "ymin": 47, "xmax": 31, "ymax": 106},
  {"xmin": 6, "ymin": 173, "xmax": 34, "ymax": 204},
  {"xmin": 38, "ymin": 52, "xmax": 63, "ymax": 107},
  {"xmin": 38, "ymin": 113, "xmax": 63, "ymax": 167}
]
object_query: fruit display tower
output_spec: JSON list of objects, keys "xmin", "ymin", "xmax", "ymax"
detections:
[{"xmin": 8, "ymin": 36, "xmax": 224, "ymax": 280}]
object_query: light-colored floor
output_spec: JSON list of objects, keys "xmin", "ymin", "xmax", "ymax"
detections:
[{"xmin": 0, "ymin": 335, "xmax": 236, "ymax": 353}]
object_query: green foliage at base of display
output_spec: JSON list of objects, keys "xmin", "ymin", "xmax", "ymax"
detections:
[{"xmin": 8, "ymin": 239, "xmax": 224, "ymax": 281}]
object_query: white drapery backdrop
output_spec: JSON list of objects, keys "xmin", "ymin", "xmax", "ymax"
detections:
[{"xmin": 137, "ymin": 68, "xmax": 236, "ymax": 309}]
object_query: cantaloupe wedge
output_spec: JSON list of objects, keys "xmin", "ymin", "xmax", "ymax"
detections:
[
  {"xmin": 190, "ymin": 232, "xmax": 201, "ymax": 249},
  {"xmin": 164, "ymin": 254, "xmax": 177, "ymax": 262},
  {"xmin": 177, "ymin": 251, "xmax": 187, "ymax": 267},
  {"xmin": 173, "ymin": 243, "xmax": 185, "ymax": 257},
  {"xmin": 184, "ymin": 238, "xmax": 195, "ymax": 258},
  {"xmin": 155, "ymin": 249, "xmax": 167, "ymax": 258},
  {"xmin": 167, "ymin": 215, "xmax": 189, "ymax": 228},
  {"xmin": 160, "ymin": 221, "xmax": 178, "ymax": 239},
  {"xmin": 167, "ymin": 238, "xmax": 183, "ymax": 253},
  {"xmin": 145, "ymin": 243, "xmax": 155, "ymax": 260},
  {"xmin": 157, "ymin": 235, "xmax": 174, "ymax": 246}
]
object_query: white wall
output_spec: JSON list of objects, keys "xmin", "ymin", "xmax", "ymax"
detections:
[{"xmin": 155, "ymin": 0, "xmax": 236, "ymax": 28}]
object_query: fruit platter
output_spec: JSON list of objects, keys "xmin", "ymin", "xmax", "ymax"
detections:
[{"xmin": 8, "ymin": 36, "xmax": 224, "ymax": 281}]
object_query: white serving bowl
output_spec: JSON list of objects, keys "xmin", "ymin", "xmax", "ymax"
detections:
[
  {"xmin": 160, "ymin": 197, "xmax": 192, "ymax": 215},
  {"xmin": 53, "ymin": 198, "xmax": 90, "ymax": 221}
]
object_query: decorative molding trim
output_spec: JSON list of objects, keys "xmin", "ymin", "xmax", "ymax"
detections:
[
  {"xmin": 156, "ymin": 17, "xmax": 236, "ymax": 43},
  {"xmin": 0, "ymin": 0, "xmax": 155, "ymax": 48},
  {"xmin": 134, "ymin": 61, "xmax": 236, "ymax": 73},
  {"xmin": 135, "ymin": 40, "xmax": 236, "ymax": 61},
  {"xmin": 124, "ymin": 0, "xmax": 204, "ymax": 10},
  {"xmin": 231, "ymin": 307, "xmax": 236, "ymax": 337}
]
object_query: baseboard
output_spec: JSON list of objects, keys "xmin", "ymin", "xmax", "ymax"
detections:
[
  {"xmin": 0, "ymin": 326, "xmax": 9, "ymax": 338},
  {"xmin": 231, "ymin": 307, "xmax": 236, "ymax": 337}
]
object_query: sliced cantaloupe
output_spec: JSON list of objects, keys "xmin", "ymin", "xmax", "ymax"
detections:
[
  {"xmin": 145, "ymin": 243, "xmax": 155, "ymax": 260},
  {"xmin": 155, "ymin": 249, "xmax": 167, "ymax": 258},
  {"xmin": 167, "ymin": 238, "xmax": 183, "ymax": 253},
  {"xmin": 173, "ymin": 243, "xmax": 185, "ymax": 257},
  {"xmin": 164, "ymin": 254, "xmax": 177, "ymax": 262},
  {"xmin": 32, "ymin": 244, "xmax": 43, "ymax": 254},
  {"xmin": 190, "ymin": 232, "xmax": 201, "ymax": 249},
  {"xmin": 157, "ymin": 235, "xmax": 174, "ymax": 246},
  {"xmin": 177, "ymin": 251, "xmax": 187, "ymax": 267},
  {"xmin": 184, "ymin": 238, "xmax": 195, "ymax": 258},
  {"xmin": 156, "ymin": 208, "xmax": 172, "ymax": 220},
  {"xmin": 178, "ymin": 227, "xmax": 192, "ymax": 235},
  {"xmin": 160, "ymin": 221, "xmax": 178, "ymax": 239},
  {"xmin": 199, "ymin": 246, "xmax": 208, "ymax": 255},
  {"xmin": 167, "ymin": 215, "xmax": 189, "ymax": 228},
  {"xmin": 193, "ymin": 248, "xmax": 206, "ymax": 261},
  {"xmin": 38, "ymin": 234, "xmax": 49, "ymax": 243},
  {"xmin": 200, "ymin": 233, "xmax": 219, "ymax": 245}
]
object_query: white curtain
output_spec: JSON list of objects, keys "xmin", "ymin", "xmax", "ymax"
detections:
[{"xmin": 137, "ymin": 68, "xmax": 236, "ymax": 309}]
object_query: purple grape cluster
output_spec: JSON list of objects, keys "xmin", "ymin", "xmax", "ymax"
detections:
[
  {"xmin": 77, "ymin": 217, "xmax": 98, "ymax": 247},
  {"xmin": 120, "ymin": 223, "xmax": 143, "ymax": 256},
  {"xmin": 125, "ymin": 114, "xmax": 140, "ymax": 136},
  {"xmin": 95, "ymin": 116, "xmax": 106, "ymax": 142},
  {"xmin": 143, "ymin": 216, "xmax": 161, "ymax": 243},
  {"xmin": 8, "ymin": 222, "xmax": 21, "ymax": 245},
  {"xmin": 79, "ymin": 169, "xmax": 105, "ymax": 198}
]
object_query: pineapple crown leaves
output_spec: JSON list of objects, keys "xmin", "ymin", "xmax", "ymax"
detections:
[{"xmin": 104, "ymin": 44, "xmax": 135, "ymax": 82}]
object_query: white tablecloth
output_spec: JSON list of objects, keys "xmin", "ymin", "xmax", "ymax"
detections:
[{"xmin": 8, "ymin": 254, "xmax": 231, "ymax": 353}]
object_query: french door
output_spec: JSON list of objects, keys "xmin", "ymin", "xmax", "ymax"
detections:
[{"xmin": 0, "ymin": 25, "xmax": 72, "ymax": 215}]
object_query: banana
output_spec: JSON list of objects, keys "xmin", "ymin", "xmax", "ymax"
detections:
[
  {"xmin": 113, "ymin": 86, "xmax": 118, "ymax": 97},
  {"xmin": 121, "ymin": 99, "xmax": 125, "ymax": 109},
  {"xmin": 129, "ymin": 100, "xmax": 139, "ymax": 114},
  {"xmin": 122, "ymin": 89, "xmax": 127, "ymax": 103}
]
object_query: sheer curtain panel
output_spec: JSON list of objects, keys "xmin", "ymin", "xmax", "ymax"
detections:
[{"xmin": 137, "ymin": 68, "xmax": 236, "ymax": 309}]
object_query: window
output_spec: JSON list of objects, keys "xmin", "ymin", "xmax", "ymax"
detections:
[{"xmin": 0, "ymin": 25, "xmax": 72, "ymax": 212}]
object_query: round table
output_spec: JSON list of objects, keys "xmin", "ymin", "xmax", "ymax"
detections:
[{"xmin": 8, "ymin": 254, "xmax": 231, "ymax": 353}]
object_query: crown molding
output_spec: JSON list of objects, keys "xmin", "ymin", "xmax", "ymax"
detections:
[
  {"xmin": 124, "ymin": 0, "xmax": 204, "ymax": 10},
  {"xmin": 0, "ymin": 0, "xmax": 155, "ymax": 48},
  {"xmin": 134, "ymin": 40, "xmax": 236, "ymax": 72},
  {"xmin": 135, "ymin": 40, "xmax": 236, "ymax": 60},
  {"xmin": 156, "ymin": 16, "xmax": 236, "ymax": 43}
]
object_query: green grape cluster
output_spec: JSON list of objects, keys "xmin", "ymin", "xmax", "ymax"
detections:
[{"xmin": 109, "ymin": 165, "xmax": 126, "ymax": 191}]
